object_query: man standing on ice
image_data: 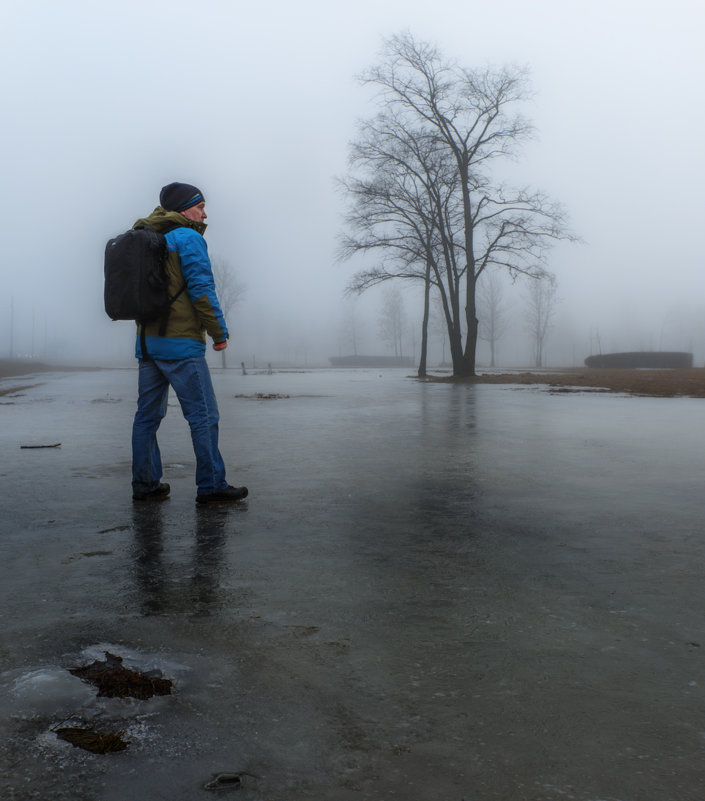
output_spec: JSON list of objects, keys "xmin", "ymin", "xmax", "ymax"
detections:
[{"xmin": 130, "ymin": 181, "xmax": 248, "ymax": 505}]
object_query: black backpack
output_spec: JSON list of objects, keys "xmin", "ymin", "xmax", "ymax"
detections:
[{"xmin": 104, "ymin": 225, "xmax": 185, "ymax": 358}]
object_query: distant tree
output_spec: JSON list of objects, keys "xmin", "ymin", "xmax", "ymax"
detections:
[
  {"xmin": 9, "ymin": 297, "xmax": 15, "ymax": 359},
  {"xmin": 417, "ymin": 262, "xmax": 431, "ymax": 377},
  {"xmin": 525, "ymin": 274, "xmax": 558, "ymax": 367},
  {"xmin": 339, "ymin": 297, "xmax": 361, "ymax": 356},
  {"xmin": 211, "ymin": 257, "xmax": 246, "ymax": 368},
  {"xmin": 379, "ymin": 286, "xmax": 407, "ymax": 358},
  {"xmin": 588, "ymin": 327, "xmax": 603, "ymax": 358},
  {"xmin": 478, "ymin": 270, "xmax": 510, "ymax": 367},
  {"xmin": 338, "ymin": 32, "xmax": 575, "ymax": 377}
]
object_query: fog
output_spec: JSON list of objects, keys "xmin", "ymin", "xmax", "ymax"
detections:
[{"xmin": 3, "ymin": 0, "xmax": 704, "ymax": 369}]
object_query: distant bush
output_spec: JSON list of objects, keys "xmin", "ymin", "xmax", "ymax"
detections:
[{"xmin": 584, "ymin": 352, "xmax": 693, "ymax": 369}]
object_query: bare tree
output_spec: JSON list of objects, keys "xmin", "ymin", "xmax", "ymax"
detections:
[
  {"xmin": 211, "ymin": 257, "xmax": 246, "ymax": 368},
  {"xmin": 478, "ymin": 270, "xmax": 510, "ymax": 367},
  {"xmin": 525, "ymin": 275, "xmax": 558, "ymax": 367},
  {"xmin": 339, "ymin": 33, "xmax": 575, "ymax": 376}
]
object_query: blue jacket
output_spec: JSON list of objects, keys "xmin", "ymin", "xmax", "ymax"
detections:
[{"xmin": 132, "ymin": 208, "xmax": 228, "ymax": 360}]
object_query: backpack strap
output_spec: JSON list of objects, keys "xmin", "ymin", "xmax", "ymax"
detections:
[
  {"xmin": 134, "ymin": 221, "xmax": 196, "ymax": 355},
  {"xmin": 136, "ymin": 222, "xmax": 188, "ymax": 348},
  {"xmin": 139, "ymin": 322, "xmax": 151, "ymax": 361},
  {"xmin": 157, "ymin": 282, "xmax": 187, "ymax": 337}
]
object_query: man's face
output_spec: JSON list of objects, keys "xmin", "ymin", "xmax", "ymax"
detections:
[{"xmin": 181, "ymin": 201, "xmax": 207, "ymax": 223}]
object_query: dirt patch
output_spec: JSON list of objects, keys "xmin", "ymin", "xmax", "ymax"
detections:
[
  {"xmin": 428, "ymin": 368, "xmax": 705, "ymax": 398},
  {"xmin": 55, "ymin": 725, "xmax": 129, "ymax": 754},
  {"xmin": 69, "ymin": 651, "xmax": 173, "ymax": 699},
  {"xmin": 0, "ymin": 383, "xmax": 38, "ymax": 398},
  {"xmin": 235, "ymin": 393, "xmax": 291, "ymax": 400}
]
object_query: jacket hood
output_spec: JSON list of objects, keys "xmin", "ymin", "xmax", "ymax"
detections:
[{"xmin": 133, "ymin": 206, "xmax": 207, "ymax": 236}]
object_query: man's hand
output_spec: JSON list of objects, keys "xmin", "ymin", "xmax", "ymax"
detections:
[{"xmin": 213, "ymin": 341, "xmax": 228, "ymax": 351}]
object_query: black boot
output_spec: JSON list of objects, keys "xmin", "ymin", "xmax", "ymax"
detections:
[{"xmin": 196, "ymin": 485, "xmax": 248, "ymax": 505}]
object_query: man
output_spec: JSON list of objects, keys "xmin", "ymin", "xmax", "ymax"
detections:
[{"xmin": 131, "ymin": 182, "xmax": 248, "ymax": 505}]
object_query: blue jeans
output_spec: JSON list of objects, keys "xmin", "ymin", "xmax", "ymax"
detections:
[{"xmin": 132, "ymin": 357, "xmax": 228, "ymax": 494}]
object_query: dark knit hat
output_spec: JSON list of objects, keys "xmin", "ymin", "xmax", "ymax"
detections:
[{"xmin": 159, "ymin": 182, "xmax": 205, "ymax": 212}]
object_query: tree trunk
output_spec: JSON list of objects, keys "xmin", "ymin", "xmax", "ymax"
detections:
[
  {"xmin": 462, "ymin": 314, "xmax": 478, "ymax": 376},
  {"xmin": 448, "ymin": 324, "xmax": 467, "ymax": 376},
  {"xmin": 418, "ymin": 261, "xmax": 431, "ymax": 377},
  {"xmin": 454, "ymin": 271, "xmax": 478, "ymax": 377},
  {"xmin": 454, "ymin": 353, "xmax": 475, "ymax": 377},
  {"xmin": 458, "ymin": 158, "xmax": 477, "ymax": 377}
]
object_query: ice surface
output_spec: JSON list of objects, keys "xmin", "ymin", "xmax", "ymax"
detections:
[
  {"xmin": 7, "ymin": 668, "xmax": 95, "ymax": 717},
  {"xmin": 2, "ymin": 367, "xmax": 705, "ymax": 800}
]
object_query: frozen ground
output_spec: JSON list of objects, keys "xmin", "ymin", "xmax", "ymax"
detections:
[{"xmin": 1, "ymin": 367, "xmax": 705, "ymax": 801}]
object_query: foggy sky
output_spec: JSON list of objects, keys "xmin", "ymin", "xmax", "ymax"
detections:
[{"xmin": 3, "ymin": 0, "xmax": 704, "ymax": 367}]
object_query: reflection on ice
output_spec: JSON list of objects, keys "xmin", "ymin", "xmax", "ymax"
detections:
[{"xmin": 131, "ymin": 504, "xmax": 230, "ymax": 616}]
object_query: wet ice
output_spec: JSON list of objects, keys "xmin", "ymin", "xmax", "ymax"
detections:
[{"xmin": 2, "ymin": 367, "xmax": 705, "ymax": 800}]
